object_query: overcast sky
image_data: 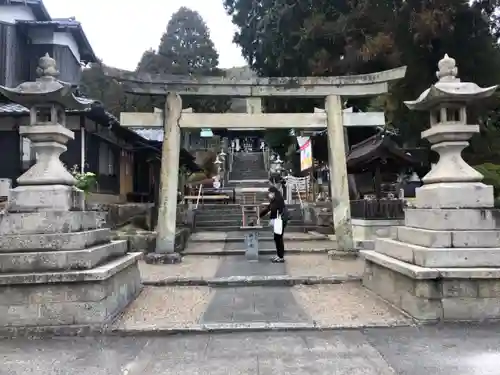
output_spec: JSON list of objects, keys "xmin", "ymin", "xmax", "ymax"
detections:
[{"xmin": 43, "ymin": 0, "xmax": 247, "ymax": 70}]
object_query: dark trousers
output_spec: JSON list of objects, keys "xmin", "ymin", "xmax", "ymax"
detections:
[{"xmin": 273, "ymin": 221, "xmax": 286, "ymax": 258}]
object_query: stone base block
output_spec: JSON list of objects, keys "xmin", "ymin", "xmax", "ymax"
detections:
[
  {"xmin": 375, "ymin": 238, "xmax": 500, "ymax": 268},
  {"xmin": 0, "ymin": 211, "xmax": 107, "ymax": 236},
  {"xmin": 144, "ymin": 252, "xmax": 182, "ymax": 264},
  {"xmin": 362, "ymin": 250, "xmax": 500, "ymax": 322},
  {"xmin": 0, "ymin": 240, "xmax": 128, "ymax": 273},
  {"xmin": 9, "ymin": 185, "xmax": 84, "ymax": 212},
  {"xmin": 396, "ymin": 226, "xmax": 500, "ymax": 248},
  {"xmin": 405, "ymin": 208, "xmax": 500, "ymax": 230},
  {"xmin": 0, "ymin": 253, "xmax": 142, "ymax": 327},
  {"xmin": 352, "ymin": 218, "xmax": 402, "ymax": 250},
  {"xmin": 0, "ymin": 229, "xmax": 110, "ymax": 252},
  {"xmin": 414, "ymin": 182, "xmax": 494, "ymax": 209}
]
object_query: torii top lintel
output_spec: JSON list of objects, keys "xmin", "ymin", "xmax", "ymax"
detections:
[{"xmin": 108, "ymin": 67, "xmax": 407, "ymax": 98}]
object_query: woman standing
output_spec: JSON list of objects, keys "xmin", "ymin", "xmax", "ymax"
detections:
[{"xmin": 259, "ymin": 186, "xmax": 288, "ymax": 263}]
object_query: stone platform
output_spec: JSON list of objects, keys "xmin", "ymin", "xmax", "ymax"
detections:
[
  {"xmin": 362, "ymin": 250, "xmax": 500, "ymax": 322},
  {"xmin": 361, "ymin": 207, "xmax": 500, "ymax": 322},
  {"xmin": 0, "ymin": 211, "xmax": 142, "ymax": 329}
]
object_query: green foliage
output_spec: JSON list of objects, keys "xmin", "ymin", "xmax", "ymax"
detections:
[
  {"xmin": 474, "ymin": 163, "xmax": 500, "ymax": 196},
  {"xmin": 224, "ymin": 0, "xmax": 500, "ymax": 155},
  {"xmin": 70, "ymin": 165, "xmax": 97, "ymax": 196}
]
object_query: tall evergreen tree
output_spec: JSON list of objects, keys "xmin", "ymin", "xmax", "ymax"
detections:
[{"xmin": 137, "ymin": 7, "xmax": 229, "ymax": 113}]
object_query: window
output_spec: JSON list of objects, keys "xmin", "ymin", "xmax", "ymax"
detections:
[{"xmin": 98, "ymin": 142, "xmax": 115, "ymax": 175}]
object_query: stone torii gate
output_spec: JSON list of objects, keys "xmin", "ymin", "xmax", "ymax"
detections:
[{"xmin": 110, "ymin": 68, "xmax": 406, "ymax": 262}]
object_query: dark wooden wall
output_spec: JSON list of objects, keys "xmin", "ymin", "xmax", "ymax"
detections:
[
  {"xmin": 0, "ymin": 22, "xmax": 29, "ymax": 87},
  {"xmin": 0, "ymin": 131, "xmax": 21, "ymax": 185},
  {"xmin": 28, "ymin": 44, "xmax": 81, "ymax": 84}
]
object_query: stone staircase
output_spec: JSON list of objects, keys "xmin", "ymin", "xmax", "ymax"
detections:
[
  {"xmin": 193, "ymin": 203, "xmax": 310, "ymax": 232},
  {"xmin": 229, "ymin": 152, "xmax": 269, "ymax": 182}
]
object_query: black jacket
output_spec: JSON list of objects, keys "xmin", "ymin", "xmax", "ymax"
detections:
[{"xmin": 259, "ymin": 199, "xmax": 288, "ymax": 220}]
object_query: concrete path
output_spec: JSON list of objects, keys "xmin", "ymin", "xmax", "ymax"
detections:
[{"xmin": 2, "ymin": 326, "xmax": 500, "ymax": 374}]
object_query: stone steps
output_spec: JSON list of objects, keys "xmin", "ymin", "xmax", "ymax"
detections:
[
  {"xmin": 195, "ymin": 220, "xmax": 304, "ymax": 228},
  {"xmin": 193, "ymin": 225, "xmax": 310, "ymax": 232}
]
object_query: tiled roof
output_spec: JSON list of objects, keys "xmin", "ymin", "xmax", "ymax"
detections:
[
  {"xmin": 0, "ymin": 97, "xmax": 95, "ymax": 114},
  {"xmin": 17, "ymin": 19, "xmax": 79, "ymax": 26}
]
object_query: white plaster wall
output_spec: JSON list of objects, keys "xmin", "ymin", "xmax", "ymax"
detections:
[
  {"xmin": 0, "ymin": 5, "xmax": 35, "ymax": 23},
  {"xmin": 53, "ymin": 32, "xmax": 81, "ymax": 62},
  {"xmin": 29, "ymin": 29, "xmax": 81, "ymax": 62}
]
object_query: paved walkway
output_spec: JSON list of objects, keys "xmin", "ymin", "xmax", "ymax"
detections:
[
  {"xmin": 125, "ymin": 253, "xmax": 378, "ymax": 331},
  {"xmin": 2, "ymin": 326, "xmax": 500, "ymax": 374},
  {"xmin": 115, "ymin": 282, "xmax": 409, "ymax": 330}
]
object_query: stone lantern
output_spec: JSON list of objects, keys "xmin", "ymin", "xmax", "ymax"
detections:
[
  {"xmin": 361, "ymin": 55, "xmax": 500, "ymax": 323},
  {"xmin": 404, "ymin": 54, "xmax": 497, "ymax": 208},
  {"xmin": 0, "ymin": 54, "xmax": 142, "ymax": 330},
  {"xmin": 0, "ymin": 53, "xmax": 92, "ymax": 212}
]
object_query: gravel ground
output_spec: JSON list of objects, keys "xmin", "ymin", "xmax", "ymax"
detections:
[
  {"xmin": 116, "ymin": 286, "xmax": 214, "ymax": 329},
  {"xmin": 292, "ymin": 284, "xmax": 410, "ymax": 326},
  {"xmin": 139, "ymin": 256, "xmax": 221, "ymax": 282},
  {"xmin": 285, "ymin": 254, "xmax": 365, "ymax": 277}
]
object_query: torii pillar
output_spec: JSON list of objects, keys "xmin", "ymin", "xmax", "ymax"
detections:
[
  {"xmin": 146, "ymin": 92, "xmax": 183, "ymax": 264},
  {"xmin": 326, "ymin": 96, "xmax": 354, "ymax": 251}
]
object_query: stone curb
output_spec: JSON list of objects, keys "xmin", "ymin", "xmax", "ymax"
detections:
[
  {"xmin": 142, "ymin": 275, "xmax": 362, "ymax": 287},
  {"xmin": 0, "ymin": 320, "xmax": 414, "ymax": 339},
  {"xmin": 108, "ymin": 321, "xmax": 415, "ymax": 336},
  {"xmin": 183, "ymin": 248, "xmax": 332, "ymax": 256}
]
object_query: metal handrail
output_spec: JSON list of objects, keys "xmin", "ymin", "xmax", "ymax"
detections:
[{"xmin": 195, "ymin": 184, "xmax": 203, "ymax": 209}]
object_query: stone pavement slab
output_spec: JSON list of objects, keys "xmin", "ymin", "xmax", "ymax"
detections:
[
  {"xmin": 201, "ymin": 287, "xmax": 311, "ymax": 324},
  {"xmin": 214, "ymin": 255, "xmax": 286, "ymax": 277},
  {"xmin": 364, "ymin": 325, "xmax": 500, "ymax": 375},
  {"xmin": 4, "ymin": 325, "xmax": 500, "ymax": 375},
  {"xmin": 2, "ymin": 327, "xmax": 500, "ymax": 374}
]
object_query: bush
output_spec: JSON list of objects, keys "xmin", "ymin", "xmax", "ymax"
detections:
[{"xmin": 474, "ymin": 163, "xmax": 500, "ymax": 197}]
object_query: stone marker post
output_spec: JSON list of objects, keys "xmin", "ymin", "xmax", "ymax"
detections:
[
  {"xmin": 148, "ymin": 92, "xmax": 183, "ymax": 264},
  {"xmin": 325, "ymin": 95, "xmax": 354, "ymax": 252}
]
